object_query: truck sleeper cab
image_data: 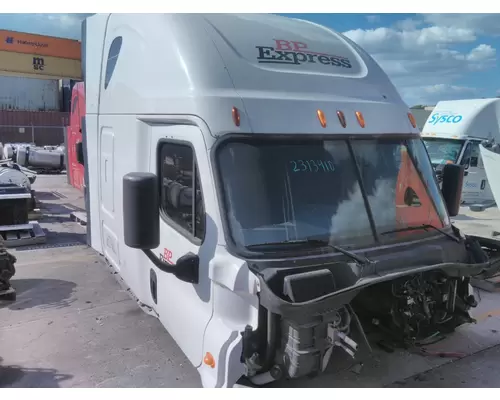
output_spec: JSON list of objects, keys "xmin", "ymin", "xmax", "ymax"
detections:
[
  {"xmin": 421, "ymin": 98, "xmax": 500, "ymax": 205},
  {"xmin": 66, "ymin": 81, "xmax": 86, "ymax": 192},
  {"xmin": 82, "ymin": 14, "xmax": 500, "ymax": 388}
]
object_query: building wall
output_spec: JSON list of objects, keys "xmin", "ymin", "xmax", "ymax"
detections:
[
  {"xmin": 0, "ymin": 109, "xmax": 69, "ymax": 146},
  {"xmin": 0, "ymin": 76, "xmax": 60, "ymax": 111}
]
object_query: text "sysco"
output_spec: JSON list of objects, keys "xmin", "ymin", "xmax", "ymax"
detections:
[{"xmin": 428, "ymin": 113, "xmax": 463, "ymax": 125}]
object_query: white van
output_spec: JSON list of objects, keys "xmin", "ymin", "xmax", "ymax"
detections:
[
  {"xmin": 421, "ymin": 98, "xmax": 500, "ymax": 205},
  {"xmin": 78, "ymin": 13, "xmax": 500, "ymax": 388}
]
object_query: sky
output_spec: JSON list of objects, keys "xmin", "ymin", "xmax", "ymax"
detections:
[{"xmin": 0, "ymin": 13, "xmax": 499, "ymax": 106}]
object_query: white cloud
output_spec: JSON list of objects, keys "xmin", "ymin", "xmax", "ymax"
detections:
[
  {"xmin": 344, "ymin": 26, "xmax": 476, "ymax": 53},
  {"xmin": 393, "ymin": 18, "xmax": 422, "ymax": 31},
  {"xmin": 422, "ymin": 14, "xmax": 500, "ymax": 36},
  {"xmin": 45, "ymin": 14, "xmax": 85, "ymax": 29},
  {"xmin": 466, "ymin": 44, "xmax": 496, "ymax": 61},
  {"xmin": 38, "ymin": 14, "xmax": 91, "ymax": 39},
  {"xmin": 0, "ymin": 14, "xmax": 92, "ymax": 40},
  {"xmin": 343, "ymin": 15, "xmax": 498, "ymax": 106},
  {"xmin": 422, "ymin": 84, "xmax": 476, "ymax": 94}
]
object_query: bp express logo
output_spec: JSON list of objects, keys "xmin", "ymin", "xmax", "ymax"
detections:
[{"xmin": 256, "ymin": 39, "xmax": 352, "ymax": 68}]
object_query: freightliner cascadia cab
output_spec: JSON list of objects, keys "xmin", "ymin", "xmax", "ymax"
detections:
[{"xmin": 79, "ymin": 13, "xmax": 500, "ymax": 387}]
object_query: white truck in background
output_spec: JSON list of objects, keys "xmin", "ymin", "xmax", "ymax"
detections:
[
  {"xmin": 421, "ymin": 98, "xmax": 500, "ymax": 205},
  {"xmin": 77, "ymin": 13, "xmax": 500, "ymax": 388}
]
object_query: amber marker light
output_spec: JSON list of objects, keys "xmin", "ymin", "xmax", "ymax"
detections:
[
  {"xmin": 317, "ymin": 109, "xmax": 327, "ymax": 128},
  {"xmin": 337, "ymin": 110, "xmax": 346, "ymax": 128},
  {"xmin": 204, "ymin": 352, "xmax": 215, "ymax": 368},
  {"xmin": 232, "ymin": 107, "xmax": 241, "ymax": 127},
  {"xmin": 408, "ymin": 112, "xmax": 417, "ymax": 128},
  {"xmin": 355, "ymin": 111, "xmax": 365, "ymax": 128}
]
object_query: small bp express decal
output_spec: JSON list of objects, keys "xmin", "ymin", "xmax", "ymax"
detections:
[{"xmin": 256, "ymin": 39, "xmax": 352, "ymax": 68}]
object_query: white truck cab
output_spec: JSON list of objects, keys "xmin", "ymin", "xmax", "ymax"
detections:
[
  {"xmin": 421, "ymin": 98, "xmax": 500, "ymax": 205},
  {"xmin": 78, "ymin": 13, "xmax": 500, "ymax": 388}
]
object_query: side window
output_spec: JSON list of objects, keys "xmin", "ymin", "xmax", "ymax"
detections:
[
  {"xmin": 71, "ymin": 95, "xmax": 79, "ymax": 115},
  {"xmin": 159, "ymin": 142, "xmax": 205, "ymax": 240},
  {"xmin": 104, "ymin": 36, "xmax": 122, "ymax": 90},
  {"xmin": 460, "ymin": 143, "xmax": 472, "ymax": 167},
  {"xmin": 470, "ymin": 143, "xmax": 480, "ymax": 168}
]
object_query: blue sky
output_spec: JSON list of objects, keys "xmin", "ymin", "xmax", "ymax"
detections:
[{"xmin": 1, "ymin": 13, "xmax": 498, "ymax": 106}]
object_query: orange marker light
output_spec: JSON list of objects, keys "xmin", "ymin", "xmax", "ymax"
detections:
[
  {"xmin": 337, "ymin": 110, "xmax": 346, "ymax": 128},
  {"xmin": 408, "ymin": 112, "xmax": 417, "ymax": 128},
  {"xmin": 232, "ymin": 107, "xmax": 241, "ymax": 127},
  {"xmin": 204, "ymin": 352, "xmax": 215, "ymax": 368},
  {"xmin": 317, "ymin": 109, "xmax": 327, "ymax": 128},
  {"xmin": 355, "ymin": 111, "xmax": 365, "ymax": 128}
]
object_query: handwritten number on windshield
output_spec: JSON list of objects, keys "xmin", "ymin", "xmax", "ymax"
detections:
[{"xmin": 290, "ymin": 160, "xmax": 335, "ymax": 172}]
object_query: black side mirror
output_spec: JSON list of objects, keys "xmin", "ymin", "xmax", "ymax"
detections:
[
  {"xmin": 122, "ymin": 172, "xmax": 199, "ymax": 284},
  {"xmin": 123, "ymin": 172, "xmax": 160, "ymax": 249},
  {"xmin": 441, "ymin": 164, "xmax": 465, "ymax": 217},
  {"xmin": 76, "ymin": 142, "xmax": 85, "ymax": 166}
]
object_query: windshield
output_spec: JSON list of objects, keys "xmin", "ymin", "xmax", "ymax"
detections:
[
  {"xmin": 422, "ymin": 137, "xmax": 465, "ymax": 166},
  {"xmin": 216, "ymin": 136, "xmax": 450, "ymax": 252}
]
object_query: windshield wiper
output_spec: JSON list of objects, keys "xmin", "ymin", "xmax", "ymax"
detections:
[
  {"xmin": 380, "ymin": 224, "xmax": 460, "ymax": 243},
  {"xmin": 247, "ymin": 238, "xmax": 373, "ymax": 265}
]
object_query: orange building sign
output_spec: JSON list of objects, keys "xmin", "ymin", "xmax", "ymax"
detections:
[{"xmin": 0, "ymin": 30, "xmax": 81, "ymax": 61}]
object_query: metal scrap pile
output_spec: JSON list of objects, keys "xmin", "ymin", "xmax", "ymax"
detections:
[
  {"xmin": 1, "ymin": 142, "xmax": 66, "ymax": 174},
  {"xmin": 0, "ymin": 237, "xmax": 17, "ymax": 301},
  {"xmin": 0, "ymin": 149, "xmax": 38, "ymax": 224}
]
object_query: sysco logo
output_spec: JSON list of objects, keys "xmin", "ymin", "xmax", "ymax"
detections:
[
  {"xmin": 464, "ymin": 181, "xmax": 478, "ymax": 189},
  {"xmin": 428, "ymin": 113, "xmax": 463, "ymax": 125}
]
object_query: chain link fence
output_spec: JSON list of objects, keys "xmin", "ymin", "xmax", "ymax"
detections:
[{"xmin": 0, "ymin": 125, "xmax": 66, "ymax": 147}]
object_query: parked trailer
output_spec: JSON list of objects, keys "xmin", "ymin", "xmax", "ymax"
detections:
[
  {"xmin": 78, "ymin": 13, "xmax": 500, "ymax": 388},
  {"xmin": 421, "ymin": 98, "xmax": 500, "ymax": 205}
]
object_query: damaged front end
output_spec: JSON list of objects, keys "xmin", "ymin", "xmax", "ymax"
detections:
[
  {"xmin": 239, "ymin": 232, "xmax": 500, "ymax": 385},
  {"xmin": 213, "ymin": 135, "xmax": 500, "ymax": 385}
]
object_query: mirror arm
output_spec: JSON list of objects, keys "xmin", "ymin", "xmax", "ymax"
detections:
[
  {"xmin": 141, "ymin": 249, "xmax": 199, "ymax": 284},
  {"xmin": 142, "ymin": 249, "xmax": 177, "ymax": 274}
]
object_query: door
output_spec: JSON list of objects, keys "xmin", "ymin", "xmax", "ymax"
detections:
[
  {"xmin": 460, "ymin": 140, "xmax": 493, "ymax": 204},
  {"xmin": 476, "ymin": 141, "xmax": 494, "ymax": 202},
  {"xmin": 149, "ymin": 125, "xmax": 214, "ymax": 367},
  {"xmin": 99, "ymin": 127, "xmax": 120, "ymax": 270}
]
